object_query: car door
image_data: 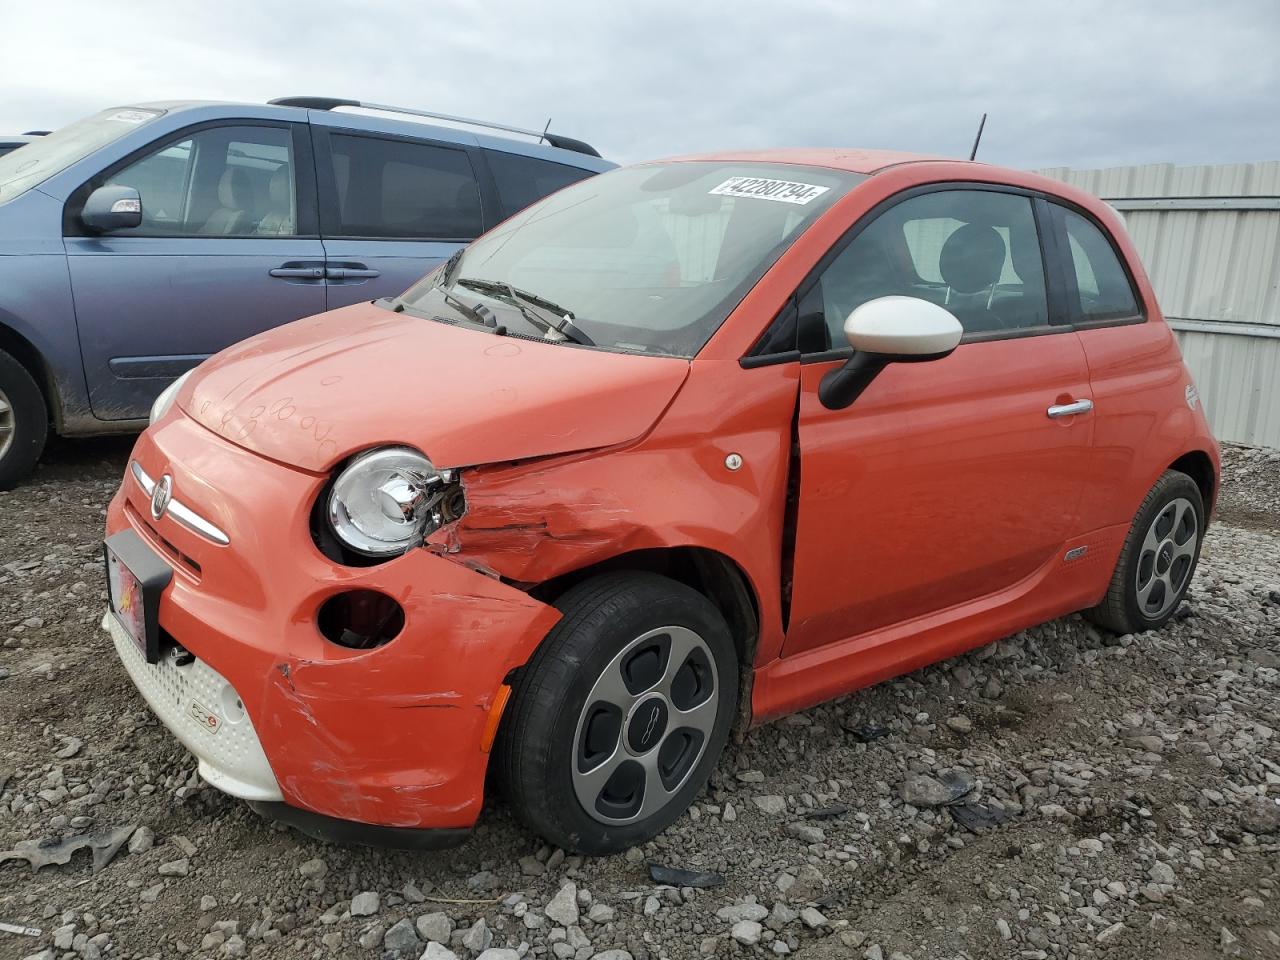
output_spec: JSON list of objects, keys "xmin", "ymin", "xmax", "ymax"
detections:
[
  {"xmin": 311, "ymin": 120, "xmax": 487, "ymax": 308},
  {"xmin": 1041, "ymin": 201, "xmax": 1168, "ymax": 533},
  {"xmin": 782, "ymin": 185, "xmax": 1096, "ymax": 658},
  {"xmin": 64, "ymin": 121, "xmax": 325, "ymax": 420}
]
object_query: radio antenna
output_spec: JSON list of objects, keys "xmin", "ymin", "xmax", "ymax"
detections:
[{"xmin": 968, "ymin": 113, "xmax": 987, "ymax": 161}]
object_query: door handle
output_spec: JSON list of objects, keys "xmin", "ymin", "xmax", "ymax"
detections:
[
  {"xmin": 1047, "ymin": 398, "xmax": 1094, "ymax": 419},
  {"xmin": 325, "ymin": 264, "xmax": 381, "ymax": 280},
  {"xmin": 269, "ymin": 264, "xmax": 325, "ymax": 279}
]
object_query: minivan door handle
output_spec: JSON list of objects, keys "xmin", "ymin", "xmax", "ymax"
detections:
[
  {"xmin": 1047, "ymin": 398, "xmax": 1094, "ymax": 418},
  {"xmin": 269, "ymin": 261, "xmax": 325, "ymax": 280},
  {"xmin": 325, "ymin": 262, "xmax": 381, "ymax": 281}
]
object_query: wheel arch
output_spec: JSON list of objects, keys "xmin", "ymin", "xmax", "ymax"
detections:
[
  {"xmin": 1168, "ymin": 449, "xmax": 1217, "ymax": 517},
  {"xmin": 526, "ymin": 546, "xmax": 761, "ymax": 730},
  {"xmin": 0, "ymin": 320, "xmax": 55, "ymax": 424}
]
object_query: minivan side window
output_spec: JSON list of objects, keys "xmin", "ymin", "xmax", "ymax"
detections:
[
  {"xmin": 104, "ymin": 126, "xmax": 296, "ymax": 237},
  {"xmin": 1056, "ymin": 207, "xmax": 1142, "ymax": 323},
  {"xmin": 485, "ymin": 150, "xmax": 594, "ymax": 220},
  {"xmin": 809, "ymin": 188, "xmax": 1050, "ymax": 350},
  {"xmin": 325, "ymin": 134, "xmax": 483, "ymax": 240}
]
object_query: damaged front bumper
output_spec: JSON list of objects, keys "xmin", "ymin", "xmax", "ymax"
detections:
[
  {"xmin": 104, "ymin": 412, "xmax": 561, "ymax": 844},
  {"xmin": 103, "ymin": 610, "xmax": 281, "ymax": 801}
]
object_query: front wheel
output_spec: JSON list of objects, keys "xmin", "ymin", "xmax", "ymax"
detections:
[
  {"xmin": 495, "ymin": 572, "xmax": 738, "ymax": 855},
  {"xmin": 1084, "ymin": 470, "xmax": 1205, "ymax": 634},
  {"xmin": 0, "ymin": 348, "xmax": 48, "ymax": 491}
]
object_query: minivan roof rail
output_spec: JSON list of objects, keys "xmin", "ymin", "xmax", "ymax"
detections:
[{"xmin": 268, "ymin": 97, "xmax": 601, "ymax": 158}]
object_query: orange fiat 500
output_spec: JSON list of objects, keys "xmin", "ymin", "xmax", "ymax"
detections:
[{"xmin": 104, "ymin": 149, "xmax": 1219, "ymax": 853}]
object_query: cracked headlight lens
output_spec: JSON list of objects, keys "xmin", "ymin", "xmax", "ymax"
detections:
[{"xmin": 327, "ymin": 447, "xmax": 453, "ymax": 558}]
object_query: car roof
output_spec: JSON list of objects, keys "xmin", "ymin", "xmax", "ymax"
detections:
[
  {"xmin": 662, "ymin": 147, "xmax": 944, "ymax": 174},
  {"xmin": 655, "ymin": 147, "xmax": 1108, "ymax": 208},
  {"xmin": 121, "ymin": 100, "xmax": 611, "ymax": 170}
]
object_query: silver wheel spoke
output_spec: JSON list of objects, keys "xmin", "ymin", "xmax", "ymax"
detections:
[
  {"xmin": 575, "ymin": 746, "xmax": 627, "ymax": 802},
  {"xmin": 637, "ymin": 752, "xmax": 677, "ymax": 820},
  {"xmin": 657, "ymin": 626, "xmax": 704, "ymax": 700},
  {"xmin": 1141, "ymin": 519, "xmax": 1163, "ymax": 556},
  {"xmin": 1136, "ymin": 574, "xmax": 1160, "ymax": 610},
  {"xmin": 671, "ymin": 693, "xmax": 718, "ymax": 738},
  {"xmin": 591, "ymin": 657, "xmax": 638, "ymax": 712},
  {"xmin": 1169, "ymin": 534, "xmax": 1197, "ymax": 562}
]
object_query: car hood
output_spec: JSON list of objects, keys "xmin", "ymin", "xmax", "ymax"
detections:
[{"xmin": 181, "ymin": 302, "xmax": 690, "ymax": 473}]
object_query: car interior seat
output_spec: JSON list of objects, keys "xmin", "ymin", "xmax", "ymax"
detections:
[
  {"xmin": 200, "ymin": 168, "xmax": 255, "ymax": 236},
  {"xmin": 255, "ymin": 165, "xmax": 295, "ymax": 235},
  {"xmin": 937, "ymin": 223, "xmax": 1009, "ymax": 332}
]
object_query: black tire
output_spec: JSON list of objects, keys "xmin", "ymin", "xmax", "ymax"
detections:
[
  {"xmin": 495, "ymin": 572, "xmax": 738, "ymax": 855},
  {"xmin": 0, "ymin": 348, "xmax": 48, "ymax": 491},
  {"xmin": 1084, "ymin": 470, "xmax": 1205, "ymax": 634}
]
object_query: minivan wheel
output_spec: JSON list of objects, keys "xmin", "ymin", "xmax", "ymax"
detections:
[
  {"xmin": 495, "ymin": 572, "xmax": 738, "ymax": 855},
  {"xmin": 1084, "ymin": 470, "xmax": 1205, "ymax": 634},
  {"xmin": 0, "ymin": 349, "xmax": 48, "ymax": 491}
]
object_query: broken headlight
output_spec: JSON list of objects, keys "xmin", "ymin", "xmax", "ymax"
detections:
[{"xmin": 327, "ymin": 447, "xmax": 461, "ymax": 558}]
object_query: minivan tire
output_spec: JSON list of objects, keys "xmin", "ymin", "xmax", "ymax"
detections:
[
  {"xmin": 1084, "ymin": 470, "xmax": 1205, "ymax": 635},
  {"xmin": 0, "ymin": 348, "xmax": 47, "ymax": 490},
  {"xmin": 495, "ymin": 572, "xmax": 738, "ymax": 855}
]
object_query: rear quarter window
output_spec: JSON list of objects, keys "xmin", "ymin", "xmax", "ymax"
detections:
[
  {"xmin": 1055, "ymin": 205, "xmax": 1143, "ymax": 323},
  {"xmin": 485, "ymin": 149, "xmax": 595, "ymax": 220}
]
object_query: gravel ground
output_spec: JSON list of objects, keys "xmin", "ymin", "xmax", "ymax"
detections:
[{"xmin": 1, "ymin": 438, "xmax": 1277, "ymax": 960}]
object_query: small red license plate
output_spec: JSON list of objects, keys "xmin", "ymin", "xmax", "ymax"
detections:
[{"xmin": 106, "ymin": 544, "xmax": 148, "ymax": 657}]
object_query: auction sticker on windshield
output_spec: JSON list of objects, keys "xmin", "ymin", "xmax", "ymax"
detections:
[
  {"xmin": 709, "ymin": 176, "xmax": 830, "ymax": 205},
  {"xmin": 109, "ymin": 109, "xmax": 160, "ymax": 125}
]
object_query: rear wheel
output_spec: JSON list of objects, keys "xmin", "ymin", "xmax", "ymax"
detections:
[
  {"xmin": 0, "ymin": 349, "xmax": 48, "ymax": 490},
  {"xmin": 1084, "ymin": 470, "xmax": 1204, "ymax": 634},
  {"xmin": 495, "ymin": 572, "xmax": 738, "ymax": 854}
]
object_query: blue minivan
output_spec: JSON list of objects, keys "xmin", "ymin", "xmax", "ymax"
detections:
[{"xmin": 0, "ymin": 97, "xmax": 613, "ymax": 486}]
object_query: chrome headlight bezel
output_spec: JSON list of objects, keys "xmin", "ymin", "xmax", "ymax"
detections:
[
  {"xmin": 326, "ymin": 446, "xmax": 456, "ymax": 558},
  {"xmin": 149, "ymin": 370, "xmax": 193, "ymax": 426}
]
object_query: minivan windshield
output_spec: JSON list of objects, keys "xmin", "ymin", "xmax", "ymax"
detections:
[
  {"xmin": 401, "ymin": 161, "xmax": 864, "ymax": 357},
  {"xmin": 0, "ymin": 107, "xmax": 164, "ymax": 203}
]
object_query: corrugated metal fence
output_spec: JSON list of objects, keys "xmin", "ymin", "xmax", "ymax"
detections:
[{"xmin": 1036, "ymin": 162, "xmax": 1280, "ymax": 448}]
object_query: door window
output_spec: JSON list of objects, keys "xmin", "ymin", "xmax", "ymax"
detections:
[
  {"xmin": 324, "ymin": 134, "xmax": 483, "ymax": 239},
  {"xmin": 104, "ymin": 125, "xmax": 296, "ymax": 236},
  {"xmin": 1056, "ymin": 207, "xmax": 1142, "ymax": 322},
  {"xmin": 485, "ymin": 149, "xmax": 594, "ymax": 220},
  {"xmin": 811, "ymin": 189, "xmax": 1050, "ymax": 350}
]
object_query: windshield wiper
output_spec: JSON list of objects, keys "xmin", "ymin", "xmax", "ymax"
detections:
[
  {"xmin": 439, "ymin": 288, "xmax": 498, "ymax": 328},
  {"xmin": 455, "ymin": 277, "xmax": 595, "ymax": 346},
  {"xmin": 382, "ymin": 291, "xmax": 500, "ymax": 332}
]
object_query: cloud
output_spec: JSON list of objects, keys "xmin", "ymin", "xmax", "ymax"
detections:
[{"xmin": 1, "ymin": 0, "xmax": 1276, "ymax": 170}]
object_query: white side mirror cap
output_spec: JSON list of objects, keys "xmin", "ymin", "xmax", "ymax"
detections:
[{"xmin": 844, "ymin": 296, "xmax": 964, "ymax": 357}]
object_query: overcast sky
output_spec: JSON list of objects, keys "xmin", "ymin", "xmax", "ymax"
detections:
[{"xmin": 2, "ymin": 0, "xmax": 1277, "ymax": 170}]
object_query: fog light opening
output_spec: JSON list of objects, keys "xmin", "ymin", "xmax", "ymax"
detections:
[{"xmin": 317, "ymin": 590, "xmax": 405, "ymax": 650}]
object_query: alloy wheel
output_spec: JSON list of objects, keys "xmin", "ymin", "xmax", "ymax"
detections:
[
  {"xmin": 1135, "ymin": 496, "xmax": 1198, "ymax": 620},
  {"xmin": 0, "ymin": 386, "xmax": 13, "ymax": 462},
  {"xmin": 572, "ymin": 625, "xmax": 719, "ymax": 825}
]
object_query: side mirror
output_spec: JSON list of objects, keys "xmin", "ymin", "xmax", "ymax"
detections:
[
  {"xmin": 818, "ymin": 296, "xmax": 963, "ymax": 410},
  {"xmin": 81, "ymin": 185, "xmax": 143, "ymax": 233}
]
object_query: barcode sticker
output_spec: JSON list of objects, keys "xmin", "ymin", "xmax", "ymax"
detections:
[{"xmin": 709, "ymin": 176, "xmax": 830, "ymax": 205}]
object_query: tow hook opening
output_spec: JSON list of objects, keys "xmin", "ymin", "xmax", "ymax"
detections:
[{"xmin": 317, "ymin": 590, "xmax": 405, "ymax": 650}]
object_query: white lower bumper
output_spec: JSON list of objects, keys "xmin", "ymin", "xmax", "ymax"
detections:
[{"xmin": 103, "ymin": 612, "xmax": 283, "ymax": 802}]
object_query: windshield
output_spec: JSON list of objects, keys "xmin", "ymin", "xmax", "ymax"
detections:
[
  {"xmin": 0, "ymin": 107, "xmax": 164, "ymax": 203},
  {"xmin": 401, "ymin": 161, "xmax": 864, "ymax": 357}
]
